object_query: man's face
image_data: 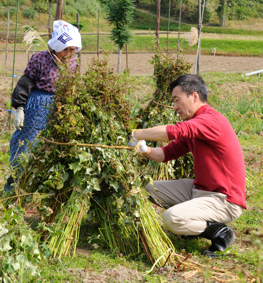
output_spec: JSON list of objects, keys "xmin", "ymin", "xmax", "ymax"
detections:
[{"xmin": 172, "ymin": 86, "xmax": 197, "ymax": 121}]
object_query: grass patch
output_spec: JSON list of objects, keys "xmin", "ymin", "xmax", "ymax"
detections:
[
  {"xmin": 82, "ymin": 36, "xmax": 263, "ymax": 57},
  {"xmin": 4, "ymin": 36, "xmax": 263, "ymax": 57},
  {"xmin": 131, "ymin": 9, "xmax": 263, "ymax": 36},
  {"xmin": 39, "ymin": 249, "xmax": 169, "ymax": 282},
  {"xmin": 200, "ymin": 39, "xmax": 263, "ymax": 56},
  {"xmin": 202, "ymin": 72, "xmax": 263, "ymax": 135}
]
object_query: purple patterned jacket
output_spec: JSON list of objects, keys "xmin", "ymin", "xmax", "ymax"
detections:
[
  {"xmin": 12, "ymin": 50, "xmax": 77, "ymax": 108},
  {"xmin": 24, "ymin": 50, "xmax": 76, "ymax": 92}
]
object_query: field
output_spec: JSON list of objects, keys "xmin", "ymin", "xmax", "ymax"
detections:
[
  {"xmin": 0, "ymin": 16, "xmax": 263, "ymax": 283},
  {"xmin": 2, "ymin": 51, "xmax": 263, "ymax": 76}
]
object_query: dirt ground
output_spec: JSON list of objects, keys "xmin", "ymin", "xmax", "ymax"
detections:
[
  {"xmin": 1, "ymin": 52, "xmax": 263, "ymax": 76},
  {"xmin": 2, "ymin": 51, "xmax": 262, "ymax": 119}
]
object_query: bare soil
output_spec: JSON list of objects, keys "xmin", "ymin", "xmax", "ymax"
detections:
[{"xmin": 2, "ymin": 52, "xmax": 263, "ymax": 76}]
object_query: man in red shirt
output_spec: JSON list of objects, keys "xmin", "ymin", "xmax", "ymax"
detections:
[{"xmin": 129, "ymin": 74, "xmax": 246, "ymax": 257}]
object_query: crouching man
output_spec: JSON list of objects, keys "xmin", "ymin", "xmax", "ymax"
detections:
[{"xmin": 128, "ymin": 74, "xmax": 246, "ymax": 258}]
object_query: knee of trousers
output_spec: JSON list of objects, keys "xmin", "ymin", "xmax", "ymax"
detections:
[
  {"xmin": 162, "ymin": 210, "xmax": 185, "ymax": 231},
  {"xmin": 145, "ymin": 183, "xmax": 155, "ymax": 195}
]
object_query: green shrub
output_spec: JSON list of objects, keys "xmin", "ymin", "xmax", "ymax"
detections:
[
  {"xmin": 63, "ymin": 5, "xmax": 77, "ymax": 17},
  {"xmin": 3, "ymin": 7, "xmax": 16, "ymax": 18},
  {"xmin": 22, "ymin": 7, "xmax": 38, "ymax": 20},
  {"xmin": 1, "ymin": 0, "xmax": 16, "ymax": 7},
  {"xmin": 32, "ymin": 0, "xmax": 48, "ymax": 13},
  {"xmin": 2, "ymin": 0, "xmax": 26, "ymax": 6},
  {"xmin": 73, "ymin": 0, "xmax": 100, "ymax": 17},
  {"xmin": 0, "ymin": 205, "xmax": 46, "ymax": 282}
]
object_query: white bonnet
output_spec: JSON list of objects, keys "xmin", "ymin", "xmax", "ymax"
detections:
[{"xmin": 48, "ymin": 20, "xmax": 82, "ymax": 53}]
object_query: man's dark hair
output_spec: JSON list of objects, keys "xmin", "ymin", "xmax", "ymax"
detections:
[{"xmin": 170, "ymin": 74, "xmax": 208, "ymax": 102}]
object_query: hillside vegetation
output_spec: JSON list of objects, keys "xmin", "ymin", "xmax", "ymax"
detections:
[{"xmin": 1, "ymin": 0, "xmax": 263, "ymax": 34}]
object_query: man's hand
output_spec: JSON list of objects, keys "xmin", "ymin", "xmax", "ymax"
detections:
[
  {"xmin": 128, "ymin": 130, "xmax": 140, "ymax": 147},
  {"xmin": 136, "ymin": 140, "xmax": 148, "ymax": 154},
  {"xmin": 14, "ymin": 107, "xmax": 24, "ymax": 130}
]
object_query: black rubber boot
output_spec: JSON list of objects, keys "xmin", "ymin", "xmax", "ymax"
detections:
[
  {"xmin": 199, "ymin": 222, "xmax": 236, "ymax": 258},
  {"xmin": 4, "ymin": 176, "xmax": 15, "ymax": 192}
]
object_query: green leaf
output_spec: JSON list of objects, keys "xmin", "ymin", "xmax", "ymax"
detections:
[
  {"xmin": 0, "ymin": 224, "xmax": 8, "ymax": 237},
  {"xmin": 62, "ymin": 172, "xmax": 69, "ymax": 182},
  {"xmin": 1, "ymin": 238, "xmax": 12, "ymax": 251},
  {"xmin": 69, "ymin": 162, "xmax": 82, "ymax": 174}
]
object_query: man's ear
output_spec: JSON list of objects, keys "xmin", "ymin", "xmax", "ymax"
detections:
[{"xmin": 192, "ymin": 91, "xmax": 199, "ymax": 102}]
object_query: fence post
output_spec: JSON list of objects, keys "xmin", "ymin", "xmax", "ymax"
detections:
[
  {"xmin": 156, "ymin": 0, "xmax": 161, "ymax": 49},
  {"xmin": 194, "ymin": 0, "xmax": 202, "ymax": 75},
  {"xmin": 97, "ymin": 7, "xmax": 100, "ymax": 57},
  {"xmin": 177, "ymin": 0, "xmax": 182, "ymax": 59},
  {"xmin": 126, "ymin": 44, "xmax": 128, "ymax": 70},
  {"xmin": 9, "ymin": 0, "xmax": 19, "ymax": 131},
  {"xmin": 77, "ymin": 13, "xmax": 81, "ymax": 66},
  {"xmin": 166, "ymin": 0, "xmax": 171, "ymax": 54},
  {"xmin": 5, "ymin": 10, "xmax": 10, "ymax": 68}
]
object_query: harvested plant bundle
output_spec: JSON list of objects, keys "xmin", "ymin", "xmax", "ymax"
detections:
[
  {"xmin": 46, "ymin": 191, "xmax": 90, "ymax": 258},
  {"xmin": 137, "ymin": 52, "xmax": 194, "ymax": 181},
  {"xmin": 8, "ymin": 55, "xmax": 174, "ymax": 267}
]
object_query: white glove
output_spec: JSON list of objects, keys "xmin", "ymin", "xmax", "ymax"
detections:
[
  {"xmin": 14, "ymin": 107, "xmax": 24, "ymax": 130},
  {"xmin": 136, "ymin": 140, "xmax": 148, "ymax": 154},
  {"xmin": 128, "ymin": 130, "xmax": 140, "ymax": 147}
]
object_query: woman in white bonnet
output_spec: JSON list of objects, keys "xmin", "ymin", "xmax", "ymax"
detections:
[{"xmin": 5, "ymin": 20, "xmax": 82, "ymax": 191}]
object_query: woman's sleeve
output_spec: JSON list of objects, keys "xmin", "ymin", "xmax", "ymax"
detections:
[{"xmin": 11, "ymin": 75, "xmax": 35, "ymax": 109}]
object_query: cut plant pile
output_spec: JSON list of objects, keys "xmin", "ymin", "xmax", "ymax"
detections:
[{"xmin": 4, "ymin": 54, "xmax": 175, "ymax": 267}]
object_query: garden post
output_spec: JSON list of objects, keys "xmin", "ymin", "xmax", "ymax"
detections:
[
  {"xmin": 5, "ymin": 10, "xmax": 10, "ymax": 68},
  {"xmin": 156, "ymin": 0, "xmax": 161, "ymax": 49},
  {"xmin": 97, "ymin": 7, "xmax": 100, "ymax": 57},
  {"xmin": 177, "ymin": 0, "xmax": 182, "ymax": 59},
  {"xmin": 77, "ymin": 13, "xmax": 81, "ymax": 66}
]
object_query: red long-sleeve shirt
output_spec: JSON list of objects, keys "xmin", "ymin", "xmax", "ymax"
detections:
[{"xmin": 162, "ymin": 105, "xmax": 246, "ymax": 209}]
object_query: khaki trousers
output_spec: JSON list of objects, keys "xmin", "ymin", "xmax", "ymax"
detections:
[{"xmin": 145, "ymin": 179, "xmax": 243, "ymax": 235}]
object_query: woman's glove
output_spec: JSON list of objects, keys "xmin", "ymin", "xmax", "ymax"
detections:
[{"xmin": 14, "ymin": 107, "xmax": 24, "ymax": 130}]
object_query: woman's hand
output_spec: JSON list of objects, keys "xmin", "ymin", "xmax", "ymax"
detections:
[{"xmin": 14, "ymin": 107, "xmax": 24, "ymax": 130}]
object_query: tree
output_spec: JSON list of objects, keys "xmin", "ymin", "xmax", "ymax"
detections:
[
  {"xmin": 156, "ymin": 0, "xmax": 161, "ymax": 48},
  {"xmin": 48, "ymin": 0, "xmax": 53, "ymax": 38},
  {"xmin": 217, "ymin": 0, "xmax": 227, "ymax": 26},
  {"xmin": 55, "ymin": 0, "xmax": 63, "ymax": 20},
  {"xmin": 106, "ymin": 0, "xmax": 135, "ymax": 73}
]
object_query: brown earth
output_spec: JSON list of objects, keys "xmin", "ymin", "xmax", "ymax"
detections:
[
  {"xmin": 1, "ymin": 52, "xmax": 263, "ymax": 126},
  {"xmin": 2, "ymin": 52, "xmax": 263, "ymax": 75}
]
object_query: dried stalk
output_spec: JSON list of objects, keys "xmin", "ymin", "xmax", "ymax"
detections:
[{"xmin": 42, "ymin": 137, "xmax": 134, "ymax": 150}]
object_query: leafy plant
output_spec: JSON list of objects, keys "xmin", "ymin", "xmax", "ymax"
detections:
[
  {"xmin": 0, "ymin": 205, "xmax": 45, "ymax": 282},
  {"xmin": 5, "ymin": 54, "xmax": 174, "ymax": 267},
  {"xmin": 135, "ymin": 50, "xmax": 194, "ymax": 181},
  {"xmin": 106, "ymin": 0, "xmax": 135, "ymax": 72},
  {"xmin": 22, "ymin": 7, "xmax": 38, "ymax": 20}
]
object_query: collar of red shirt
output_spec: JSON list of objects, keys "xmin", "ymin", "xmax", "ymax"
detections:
[{"xmin": 193, "ymin": 104, "xmax": 210, "ymax": 118}]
